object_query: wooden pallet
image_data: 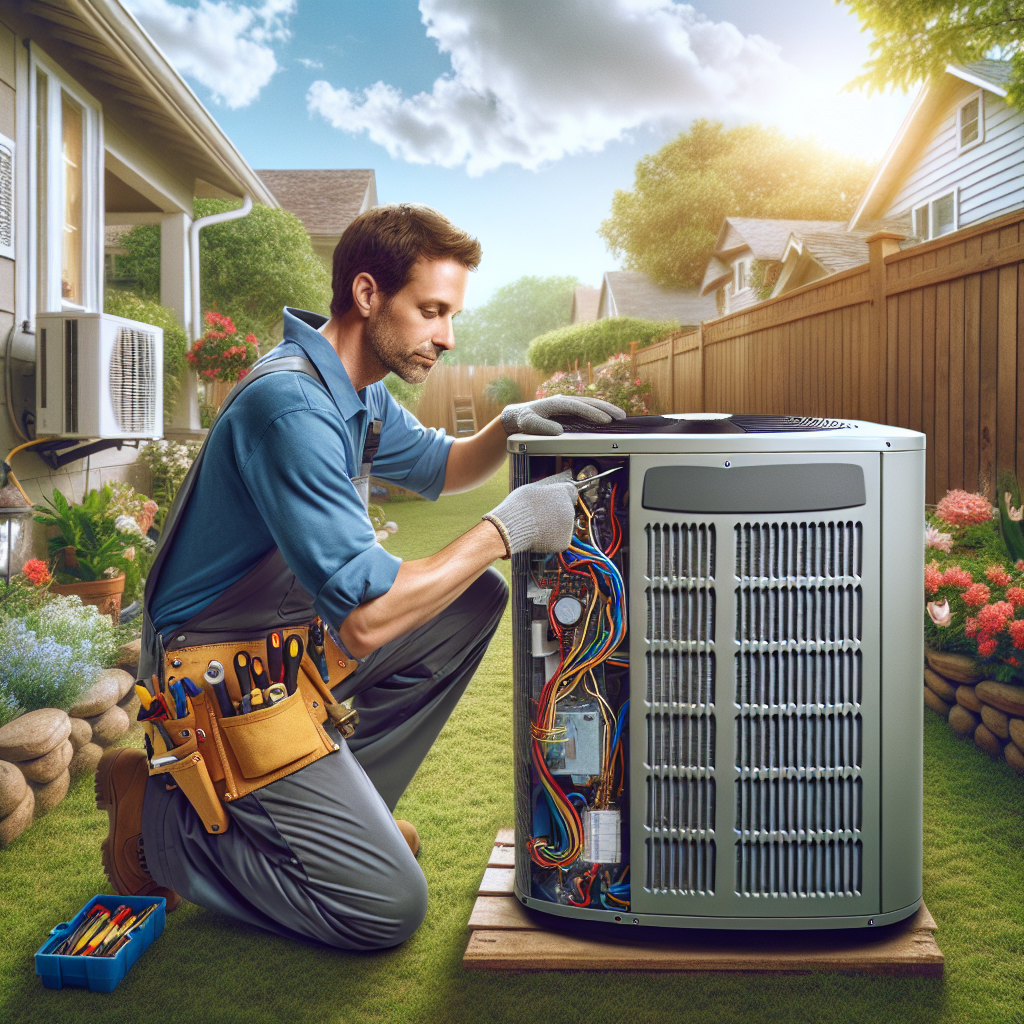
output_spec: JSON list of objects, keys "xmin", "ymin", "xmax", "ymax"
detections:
[{"xmin": 464, "ymin": 830, "xmax": 943, "ymax": 975}]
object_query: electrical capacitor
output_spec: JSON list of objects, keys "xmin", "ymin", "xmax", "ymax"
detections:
[{"xmin": 552, "ymin": 596, "xmax": 583, "ymax": 627}]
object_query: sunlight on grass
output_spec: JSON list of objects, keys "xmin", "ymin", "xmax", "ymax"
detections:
[{"xmin": 1, "ymin": 466, "xmax": 1021, "ymax": 1024}]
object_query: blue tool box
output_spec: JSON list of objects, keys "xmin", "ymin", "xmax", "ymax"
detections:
[{"xmin": 35, "ymin": 894, "xmax": 165, "ymax": 992}]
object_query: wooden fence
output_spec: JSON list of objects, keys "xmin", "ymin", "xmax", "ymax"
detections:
[
  {"xmin": 633, "ymin": 207, "xmax": 1024, "ymax": 505},
  {"xmin": 414, "ymin": 363, "xmax": 547, "ymax": 434}
]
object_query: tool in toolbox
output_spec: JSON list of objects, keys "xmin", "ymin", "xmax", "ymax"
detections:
[{"xmin": 81, "ymin": 907, "xmax": 131, "ymax": 957}]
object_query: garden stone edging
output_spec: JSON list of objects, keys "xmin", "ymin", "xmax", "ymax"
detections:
[
  {"xmin": 0, "ymin": 710, "xmax": 71, "ymax": 762},
  {"xmin": 923, "ymin": 648, "xmax": 1024, "ymax": 775},
  {"xmin": 0, "ymin": 787, "xmax": 34, "ymax": 846},
  {"xmin": 0, "ymin": 761, "xmax": 27, "ymax": 818},
  {"xmin": 16, "ymin": 738, "xmax": 73, "ymax": 784},
  {"xmin": 67, "ymin": 670, "xmax": 124, "ymax": 718},
  {"xmin": 28, "ymin": 770, "xmax": 71, "ymax": 814}
]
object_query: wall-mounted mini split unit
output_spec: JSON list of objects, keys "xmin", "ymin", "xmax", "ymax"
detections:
[
  {"xmin": 34, "ymin": 312, "xmax": 163, "ymax": 439},
  {"xmin": 509, "ymin": 413, "xmax": 925, "ymax": 932}
]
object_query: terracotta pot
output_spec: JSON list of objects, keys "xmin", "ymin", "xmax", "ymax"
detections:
[{"xmin": 50, "ymin": 574, "xmax": 126, "ymax": 624}]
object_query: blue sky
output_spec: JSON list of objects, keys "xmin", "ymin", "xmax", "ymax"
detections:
[{"xmin": 126, "ymin": 0, "xmax": 916, "ymax": 307}]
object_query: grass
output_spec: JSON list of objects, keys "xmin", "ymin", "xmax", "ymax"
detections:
[{"xmin": 1, "ymin": 468, "xmax": 1022, "ymax": 1023}]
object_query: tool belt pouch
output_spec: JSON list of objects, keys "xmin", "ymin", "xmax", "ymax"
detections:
[{"xmin": 148, "ymin": 631, "xmax": 358, "ymax": 834}]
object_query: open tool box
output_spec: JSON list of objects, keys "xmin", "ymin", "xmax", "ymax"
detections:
[{"xmin": 35, "ymin": 894, "xmax": 166, "ymax": 992}]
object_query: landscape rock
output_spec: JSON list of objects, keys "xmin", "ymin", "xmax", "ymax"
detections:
[
  {"xmin": 0, "ymin": 709, "xmax": 71, "ymax": 762},
  {"xmin": 924, "ymin": 668, "xmax": 956, "ymax": 703},
  {"xmin": 948, "ymin": 704, "xmax": 979, "ymax": 737},
  {"xmin": 1005, "ymin": 741, "xmax": 1024, "ymax": 775},
  {"xmin": 117, "ymin": 690, "xmax": 141, "ymax": 721},
  {"xmin": 112, "ymin": 667, "xmax": 136, "ymax": 700},
  {"xmin": 0, "ymin": 760, "xmax": 27, "ymax": 818},
  {"xmin": 1008, "ymin": 717, "xmax": 1024, "ymax": 749},
  {"xmin": 955, "ymin": 685, "xmax": 983, "ymax": 713},
  {"xmin": 16, "ymin": 739, "xmax": 73, "ymax": 783},
  {"xmin": 68, "ymin": 670, "xmax": 123, "ymax": 718},
  {"xmin": 0, "ymin": 787, "xmax": 34, "ymax": 847},
  {"xmin": 924, "ymin": 649, "xmax": 984, "ymax": 683},
  {"xmin": 974, "ymin": 681, "xmax": 1024, "ymax": 718},
  {"xmin": 29, "ymin": 770, "xmax": 70, "ymax": 815},
  {"xmin": 973, "ymin": 722, "xmax": 1005, "ymax": 757},
  {"xmin": 980, "ymin": 704, "xmax": 1010, "ymax": 740},
  {"xmin": 117, "ymin": 638, "xmax": 142, "ymax": 672},
  {"xmin": 923, "ymin": 687, "xmax": 951, "ymax": 718},
  {"xmin": 68, "ymin": 742, "xmax": 103, "ymax": 777},
  {"xmin": 87, "ymin": 705, "xmax": 131, "ymax": 747},
  {"xmin": 69, "ymin": 717, "xmax": 92, "ymax": 752}
]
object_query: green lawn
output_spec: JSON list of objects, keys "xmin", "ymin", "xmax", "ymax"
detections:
[{"xmin": 1, "ymin": 468, "xmax": 1021, "ymax": 1024}]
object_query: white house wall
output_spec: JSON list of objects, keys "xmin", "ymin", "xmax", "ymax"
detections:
[{"xmin": 883, "ymin": 84, "xmax": 1024, "ymax": 230}]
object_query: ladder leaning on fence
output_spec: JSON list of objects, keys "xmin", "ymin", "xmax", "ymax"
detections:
[{"xmin": 451, "ymin": 395, "xmax": 477, "ymax": 436}]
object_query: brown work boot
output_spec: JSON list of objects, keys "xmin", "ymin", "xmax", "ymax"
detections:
[
  {"xmin": 95, "ymin": 747, "xmax": 182, "ymax": 913},
  {"xmin": 395, "ymin": 819, "xmax": 420, "ymax": 858}
]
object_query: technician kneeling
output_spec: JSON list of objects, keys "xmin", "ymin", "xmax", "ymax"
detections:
[{"xmin": 95, "ymin": 204, "xmax": 624, "ymax": 950}]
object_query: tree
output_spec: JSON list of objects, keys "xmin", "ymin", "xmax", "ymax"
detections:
[
  {"xmin": 112, "ymin": 199, "xmax": 332, "ymax": 345},
  {"xmin": 598, "ymin": 120, "xmax": 876, "ymax": 288},
  {"xmin": 841, "ymin": 1, "xmax": 1024, "ymax": 110},
  {"xmin": 449, "ymin": 275, "xmax": 580, "ymax": 365}
]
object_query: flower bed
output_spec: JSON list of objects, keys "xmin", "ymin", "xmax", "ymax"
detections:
[{"xmin": 922, "ymin": 486, "xmax": 1024, "ymax": 774}]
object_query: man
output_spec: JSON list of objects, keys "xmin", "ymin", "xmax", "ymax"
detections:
[{"xmin": 95, "ymin": 204, "xmax": 623, "ymax": 950}]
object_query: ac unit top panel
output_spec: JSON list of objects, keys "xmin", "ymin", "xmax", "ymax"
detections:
[{"xmin": 508, "ymin": 416, "xmax": 924, "ymax": 455}]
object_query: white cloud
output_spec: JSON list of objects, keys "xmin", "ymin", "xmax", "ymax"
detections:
[
  {"xmin": 298, "ymin": 57, "xmax": 323, "ymax": 69},
  {"xmin": 306, "ymin": 0, "xmax": 799, "ymax": 175},
  {"xmin": 125, "ymin": 0, "xmax": 296, "ymax": 109}
]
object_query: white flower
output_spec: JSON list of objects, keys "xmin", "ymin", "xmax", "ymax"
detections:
[
  {"xmin": 927, "ymin": 599, "xmax": 952, "ymax": 627},
  {"xmin": 384, "ymin": 521, "xmax": 398, "ymax": 535},
  {"xmin": 1006, "ymin": 493, "xmax": 1024, "ymax": 522},
  {"xmin": 375, "ymin": 530, "xmax": 389, "ymax": 543},
  {"xmin": 115, "ymin": 515, "xmax": 144, "ymax": 537},
  {"xmin": 925, "ymin": 524, "xmax": 953, "ymax": 553}
]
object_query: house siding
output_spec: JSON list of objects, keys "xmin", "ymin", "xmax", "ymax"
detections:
[{"xmin": 883, "ymin": 84, "xmax": 1024, "ymax": 230}]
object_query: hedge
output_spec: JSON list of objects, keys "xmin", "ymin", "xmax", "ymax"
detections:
[{"xmin": 526, "ymin": 317, "xmax": 678, "ymax": 374}]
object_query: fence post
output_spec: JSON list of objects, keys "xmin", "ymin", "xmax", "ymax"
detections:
[
  {"xmin": 667, "ymin": 334, "xmax": 676, "ymax": 413},
  {"xmin": 629, "ymin": 341, "xmax": 637, "ymax": 382},
  {"xmin": 866, "ymin": 231, "xmax": 904, "ymax": 424},
  {"xmin": 698, "ymin": 322, "xmax": 706, "ymax": 413}
]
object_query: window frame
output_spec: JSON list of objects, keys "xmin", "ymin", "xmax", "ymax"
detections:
[
  {"xmin": 27, "ymin": 45, "xmax": 103, "ymax": 318},
  {"xmin": 956, "ymin": 88, "xmax": 984, "ymax": 155},
  {"xmin": 734, "ymin": 257, "xmax": 749, "ymax": 292},
  {"xmin": 911, "ymin": 189, "xmax": 958, "ymax": 241}
]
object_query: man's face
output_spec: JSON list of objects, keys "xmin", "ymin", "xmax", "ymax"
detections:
[{"xmin": 365, "ymin": 257, "xmax": 469, "ymax": 384}]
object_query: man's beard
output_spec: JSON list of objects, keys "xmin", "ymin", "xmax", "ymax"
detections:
[{"xmin": 366, "ymin": 299, "xmax": 443, "ymax": 385}]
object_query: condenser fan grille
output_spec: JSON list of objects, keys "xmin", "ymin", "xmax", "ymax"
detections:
[
  {"xmin": 735, "ymin": 712, "xmax": 862, "ymax": 771},
  {"xmin": 736, "ymin": 585, "xmax": 862, "ymax": 644},
  {"xmin": 647, "ymin": 838, "xmax": 716, "ymax": 895},
  {"xmin": 736, "ymin": 839, "xmax": 862, "ymax": 897},
  {"xmin": 737, "ymin": 650, "xmax": 862, "ymax": 707},
  {"xmin": 647, "ymin": 651, "xmax": 714, "ymax": 705},
  {"xmin": 736, "ymin": 776, "xmax": 862, "ymax": 834},
  {"xmin": 647, "ymin": 523, "xmax": 715, "ymax": 579},
  {"xmin": 647, "ymin": 587, "xmax": 715, "ymax": 642},
  {"xmin": 736, "ymin": 522, "xmax": 862, "ymax": 579},
  {"xmin": 648, "ymin": 776, "xmax": 716, "ymax": 831},
  {"xmin": 109, "ymin": 327, "xmax": 156, "ymax": 433}
]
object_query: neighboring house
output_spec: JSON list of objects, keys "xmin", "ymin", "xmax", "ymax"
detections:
[
  {"xmin": 769, "ymin": 229, "xmax": 876, "ymax": 298},
  {"xmin": 598, "ymin": 270, "xmax": 716, "ymax": 328},
  {"xmin": 254, "ymin": 169, "xmax": 377, "ymax": 271},
  {"xmin": 850, "ymin": 61, "xmax": 1023, "ymax": 242},
  {"xmin": 699, "ymin": 218, "xmax": 847, "ymax": 315},
  {"xmin": 0, "ymin": 0, "xmax": 274, "ymax": 505},
  {"xmin": 570, "ymin": 285, "xmax": 600, "ymax": 323}
]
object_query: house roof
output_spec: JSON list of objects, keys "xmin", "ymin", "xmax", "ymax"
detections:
[
  {"xmin": 254, "ymin": 170, "xmax": 376, "ymax": 237},
  {"xmin": 601, "ymin": 271, "xmax": 717, "ymax": 325},
  {"xmin": 21, "ymin": 0, "xmax": 275, "ymax": 205},
  {"xmin": 571, "ymin": 286, "xmax": 600, "ymax": 323},
  {"xmin": 714, "ymin": 218, "xmax": 849, "ymax": 260},
  {"xmin": 783, "ymin": 229, "xmax": 875, "ymax": 273},
  {"xmin": 850, "ymin": 60, "xmax": 1012, "ymax": 228}
]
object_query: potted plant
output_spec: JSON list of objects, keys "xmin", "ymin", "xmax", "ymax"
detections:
[{"xmin": 33, "ymin": 488, "xmax": 140, "ymax": 623}]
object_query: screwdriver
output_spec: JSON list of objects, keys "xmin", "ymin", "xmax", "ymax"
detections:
[
  {"xmin": 283, "ymin": 635, "xmax": 303, "ymax": 696},
  {"xmin": 249, "ymin": 658, "xmax": 267, "ymax": 709},
  {"xmin": 266, "ymin": 631, "xmax": 284, "ymax": 684},
  {"xmin": 81, "ymin": 906, "xmax": 131, "ymax": 956},
  {"xmin": 233, "ymin": 652, "xmax": 252, "ymax": 713},
  {"xmin": 205, "ymin": 661, "xmax": 234, "ymax": 718}
]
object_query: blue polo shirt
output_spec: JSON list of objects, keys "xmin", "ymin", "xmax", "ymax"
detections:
[{"xmin": 149, "ymin": 307, "xmax": 454, "ymax": 639}]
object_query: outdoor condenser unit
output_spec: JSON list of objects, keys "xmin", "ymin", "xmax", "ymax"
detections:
[
  {"xmin": 510, "ymin": 414, "xmax": 925, "ymax": 931},
  {"xmin": 34, "ymin": 312, "xmax": 163, "ymax": 439}
]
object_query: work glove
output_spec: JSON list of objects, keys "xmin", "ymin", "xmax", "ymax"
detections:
[
  {"xmin": 500, "ymin": 396, "xmax": 626, "ymax": 436},
  {"xmin": 483, "ymin": 471, "xmax": 579, "ymax": 557}
]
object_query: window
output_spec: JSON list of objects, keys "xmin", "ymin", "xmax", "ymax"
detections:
[
  {"xmin": 957, "ymin": 91, "xmax": 984, "ymax": 152},
  {"xmin": 29, "ymin": 47, "xmax": 102, "ymax": 317},
  {"xmin": 734, "ymin": 259, "xmax": 748, "ymax": 291},
  {"xmin": 912, "ymin": 191, "xmax": 957, "ymax": 241}
]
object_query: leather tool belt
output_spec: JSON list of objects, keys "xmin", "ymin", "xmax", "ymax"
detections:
[{"xmin": 145, "ymin": 626, "xmax": 357, "ymax": 835}]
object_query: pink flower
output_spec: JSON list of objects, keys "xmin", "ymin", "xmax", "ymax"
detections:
[
  {"xmin": 1008, "ymin": 620, "xmax": 1024, "ymax": 649},
  {"xmin": 978, "ymin": 638, "xmax": 998, "ymax": 657},
  {"xmin": 925, "ymin": 525, "xmax": 953, "ymax": 552},
  {"xmin": 977, "ymin": 600, "xmax": 1013, "ymax": 636},
  {"xmin": 1007, "ymin": 587, "xmax": 1024, "ymax": 608},
  {"xmin": 963, "ymin": 583, "xmax": 991, "ymax": 608},
  {"xmin": 942, "ymin": 565, "xmax": 973, "ymax": 588},
  {"xmin": 1017, "ymin": 561, "xmax": 1024, "ymax": 572},
  {"xmin": 986, "ymin": 565, "xmax": 1012, "ymax": 587},
  {"xmin": 924, "ymin": 562, "xmax": 944, "ymax": 595},
  {"xmin": 926, "ymin": 599, "xmax": 951, "ymax": 627},
  {"xmin": 935, "ymin": 489, "xmax": 994, "ymax": 526}
]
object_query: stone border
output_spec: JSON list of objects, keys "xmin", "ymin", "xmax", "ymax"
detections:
[{"xmin": 924, "ymin": 648, "xmax": 1024, "ymax": 775}]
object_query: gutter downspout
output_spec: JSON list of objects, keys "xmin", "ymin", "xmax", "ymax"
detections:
[{"xmin": 190, "ymin": 194, "xmax": 253, "ymax": 341}]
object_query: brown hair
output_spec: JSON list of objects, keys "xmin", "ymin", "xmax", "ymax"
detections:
[{"xmin": 330, "ymin": 203, "xmax": 481, "ymax": 318}]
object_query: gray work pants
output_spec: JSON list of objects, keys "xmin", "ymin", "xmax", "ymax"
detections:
[{"xmin": 140, "ymin": 567, "xmax": 508, "ymax": 950}]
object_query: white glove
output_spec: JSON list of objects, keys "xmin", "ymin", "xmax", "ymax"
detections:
[
  {"xmin": 500, "ymin": 396, "xmax": 626, "ymax": 436},
  {"xmin": 483, "ymin": 471, "xmax": 579, "ymax": 556}
]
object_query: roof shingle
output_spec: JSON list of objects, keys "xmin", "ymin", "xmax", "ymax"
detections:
[{"xmin": 254, "ymin": 169, "xmax": 376, "ymax": 237}]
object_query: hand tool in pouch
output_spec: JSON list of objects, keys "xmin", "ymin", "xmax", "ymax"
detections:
[
  {"xmin": 283, "ymin": 635, "xmax": 303, "ymax": 695},
  {"xmin": 205, "ymin": 660, "xmax": 234, "ymax": 718},
  {"xmin": 266, "ymin": 631, "xmax": 284, "ymax": 684}
]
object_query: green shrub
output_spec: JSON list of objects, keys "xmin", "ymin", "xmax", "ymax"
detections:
[
  {"xmin": 383, "ymin": 373, "xmax": 424, "ymax": 411},
  {"xmin": 482, "ymin": 375, "xmax": 524, "ymax": 406},
  {"xmin": 104, "ymin": 289, "xmax": 188, "ymax": 426},
  {"xmin": 526, "ymin": 317, "xmax": 677, "ymax": 374}
]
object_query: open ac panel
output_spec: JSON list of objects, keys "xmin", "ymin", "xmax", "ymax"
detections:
[
  {"xmin": 510, "ymin": 415, "xmax": 925, "ymax": 931},
  {"xmin": 34, "ymin": 312, "xmax": 163, "ymax": 439}
]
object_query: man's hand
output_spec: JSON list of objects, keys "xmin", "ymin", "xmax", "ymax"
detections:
[
  {"xmin": 500, "ymin": 396, "xmax": 626, "ymax": 436},
  {"xmin": 482, "ymin": 471, "xmax": 579, "ymax": 556}
]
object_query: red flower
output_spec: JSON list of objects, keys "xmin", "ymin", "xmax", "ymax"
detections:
[
  {"xmin": 924, "ymin": 562, "xmax": 944, "ymax": 595},
  {"xmin": 978, "ymin": 638, "xmax": 998, "ymax": 657},
  {"xmin": 986, "ymin": 565, "xmax": 1011, "ymax": 586},
  {"xmin": 935, "ymin": 489, "xmax": 994, "ymax": 526},
  {"xmin": 22, "ymin": 558, "xmax": 51, "ymax": 585},
  {"xmin": 1008, "ymin": 620, "xmax": 1024, "ymax": 649},
  {"xmin": 1018, "ymin": 560, "xmax": 1024, "ymax": 572},
  {"xmin": 1006, "ymin": 587, "xmax": 1024, "ymax": 608},
  {"xmin": 942, "ymin": 565, "xmax": 973, "ymax": 588},
  {"xmin": 963, "ymin": 583, "xmax": 991, "ymax": 608}
]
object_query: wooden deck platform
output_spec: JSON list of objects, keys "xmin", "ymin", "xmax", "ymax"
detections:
[{"xmin": 464, "ymin": 830, "xmax": 943, "ymax": 975}]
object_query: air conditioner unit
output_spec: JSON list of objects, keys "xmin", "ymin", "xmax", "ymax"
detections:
[
  {"xmin": 509, "ymin": 414, "xmax": 925, "ymax": 931},
  {"xmin": 34, "ymin": 312, "xmax": 163, "ymax": 439}
]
